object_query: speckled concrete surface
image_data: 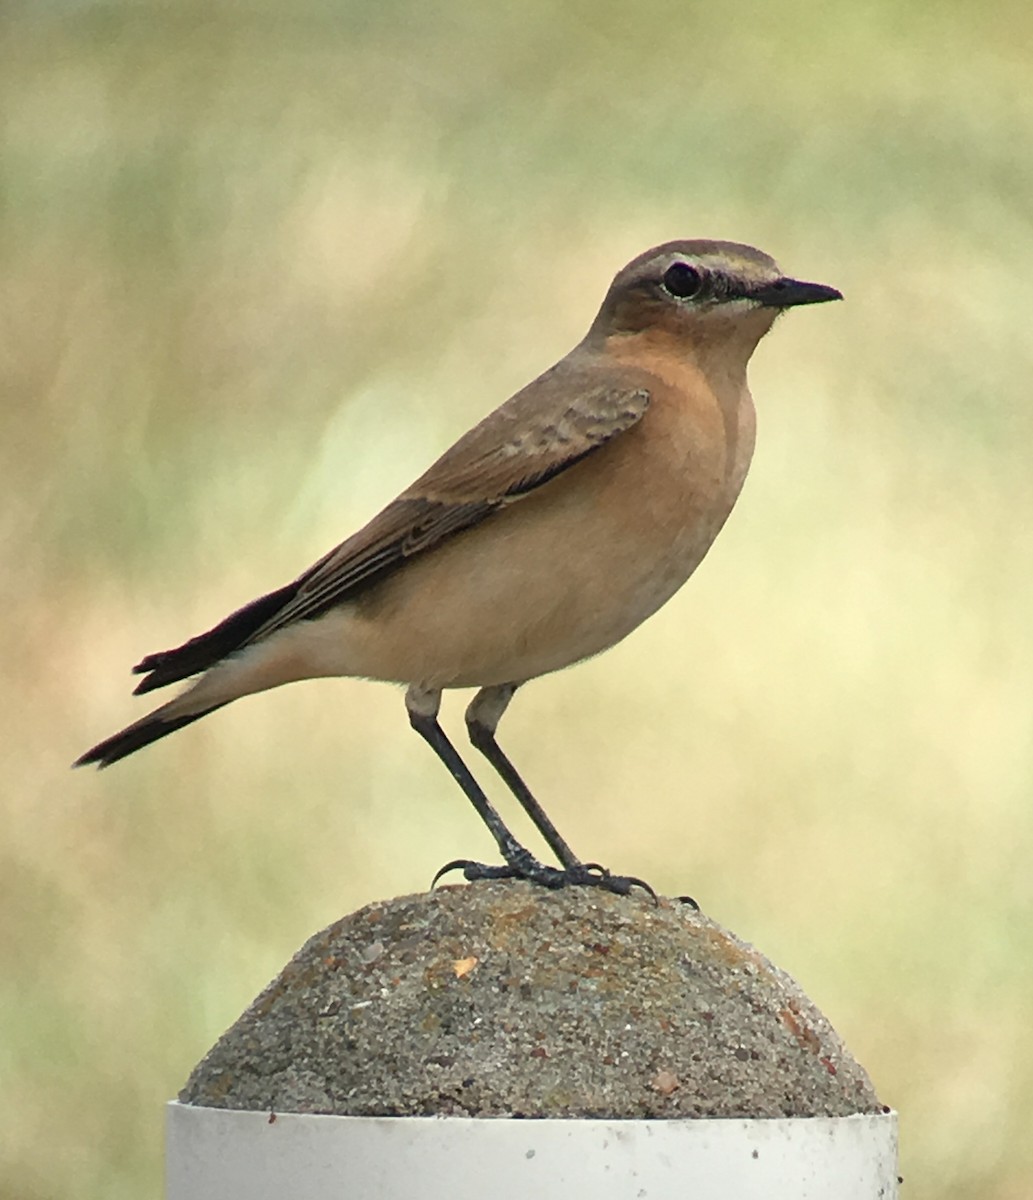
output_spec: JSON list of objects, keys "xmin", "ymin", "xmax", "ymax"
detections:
[{"xmin": 180, "ymin": 882, "xmax": 882, "ymax": 1119}]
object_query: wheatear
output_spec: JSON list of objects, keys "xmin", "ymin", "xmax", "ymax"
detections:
[{"xmin": 76, "ymin": 240, "xmax": 841, "ymax": 894}]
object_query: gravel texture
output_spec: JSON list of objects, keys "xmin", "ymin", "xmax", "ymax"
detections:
[{"xmin": 180, "ymin": 881, "xmax": 882, "ymax": 1119}]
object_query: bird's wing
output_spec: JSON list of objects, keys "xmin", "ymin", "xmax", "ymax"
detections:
[
  {"xmin": 130, "ymin": 360, "xmax": 651, "ymax": 694},
  {"xmin": 244, "ymin": 362, "xmax": 651, "ymax": 642}
]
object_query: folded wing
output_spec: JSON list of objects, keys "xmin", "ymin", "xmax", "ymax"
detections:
[{"xmin": 131, "ymin": 362, "xmax": 651, "ymax": 695}]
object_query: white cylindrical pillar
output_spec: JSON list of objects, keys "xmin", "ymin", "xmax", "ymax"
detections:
[{"xmin": 167, "ymin": 1105, "xmax": 898, "ymax": 1200}]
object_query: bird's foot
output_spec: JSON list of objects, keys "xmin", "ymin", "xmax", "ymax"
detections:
[{"xmin": 432, "ymin": 853, "xmax": 655, "ymax": 899}]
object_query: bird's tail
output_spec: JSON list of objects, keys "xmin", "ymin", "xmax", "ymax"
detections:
[
  {"xmin": 74, "ymin": 579, "xmax": 305, "ymax": 769},
  {"xmin": 73, "ymin": 698, "xmax": 229, "ymax": 768}
]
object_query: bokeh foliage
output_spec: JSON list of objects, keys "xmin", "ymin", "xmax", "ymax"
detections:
[{"xmin": 3, "ymin": 2, "xmax": 1032, "ymax": 1197}]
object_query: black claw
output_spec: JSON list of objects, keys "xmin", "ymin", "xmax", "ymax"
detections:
[
  {"xmin": 575, "ymin": 864, "xmax": 609, "ymax": 883},
  {"xmin": 431, "ymin": 858, "xmax": 483, "ymax": 888},
  {"xmin": 431, "ymin": 856, "xmax": 567, "ymax": 889},
  {"xmin": 431, "ymin": 856, "xmax": 656, "ymax": 899},
  {"xmin": 675, "ymin": 894, "xmax": 701, "ymax": 911},
  {"xmin": 430, "ymin": 859, "xmax": 525, "ymax": 888},
  {"xmin": 627, "ymin": 876, "xmax": 658, "ymax": 901},
  {"xmin": 579, "ymin": 862, "xmax": 657, "ymax": 900}
]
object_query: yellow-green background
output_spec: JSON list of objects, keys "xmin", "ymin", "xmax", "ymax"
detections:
[{"xmin": 4, "ymin": 2, "xmax": 1031, "ymax": 1197}]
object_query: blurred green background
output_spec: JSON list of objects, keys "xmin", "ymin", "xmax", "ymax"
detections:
[{"xmin": 3, "ymin": 1, "xmax": 1032, "ymax": 1196}]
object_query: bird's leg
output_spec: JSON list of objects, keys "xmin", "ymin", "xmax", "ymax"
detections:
[
  {"xmin": 460, "ymin": 684, "xmax": 655, "ymax": 899},
  {"xmin": 464, "ymin": 684, "xmax": 580, "ymax": 869},
  {"xmin": 406, "ymin": 684, "xmax": 566, "ymax": 888},
  {"xmin": 408, "ymin": 685, "xmax": 650, "ymax": 896}
]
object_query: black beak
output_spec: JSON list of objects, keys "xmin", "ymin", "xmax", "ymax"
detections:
[{"xmin": 752, "ymin": 278, "xmax": 843, "ymax": 308}]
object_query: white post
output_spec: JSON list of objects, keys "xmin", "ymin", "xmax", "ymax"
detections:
[
  {"xmin": 167, "ymin": 883, "xmax": 899, "ymax": 1199},
  {"xmin": 167, "ymin": 1107, "xmax": 898, "ymax": 1199}
]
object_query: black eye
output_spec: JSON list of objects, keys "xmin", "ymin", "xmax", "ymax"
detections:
[{"xmin": 662, "ymin": 262, "xmax": 703, "ymax": 299}]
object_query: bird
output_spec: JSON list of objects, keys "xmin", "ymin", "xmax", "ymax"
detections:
[{"xmin": 75, "ymin": 239, "xmax": 841, "ymax": 895}]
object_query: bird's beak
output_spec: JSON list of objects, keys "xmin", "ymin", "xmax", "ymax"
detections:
[{"xmin": 752, "ymin": 278, "xmax": 843, "ymax": 308}]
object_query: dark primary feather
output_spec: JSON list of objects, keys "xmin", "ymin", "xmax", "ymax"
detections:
[
  {"xmin": 131, "ymin": 582, "xmax": 300, "ymax": 694},
  {"xmin": 73, "ymin": 703, "xmax": 229, "ymax": 768}
]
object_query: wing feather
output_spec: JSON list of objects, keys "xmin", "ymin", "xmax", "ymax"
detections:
[
  {"xmin": 243, "ymin": 363, "xmax": 650, "ymax": 644},
  {"xmin": 128, "ymin": 359, "xmax": 652, "ymax": 691}
]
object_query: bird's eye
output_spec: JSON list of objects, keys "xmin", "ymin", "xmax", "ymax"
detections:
[{"xmin": 661, "ymin": 262, "xmax": 703, "ymax": 300}]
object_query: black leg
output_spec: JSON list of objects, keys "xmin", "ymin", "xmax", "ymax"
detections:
[
  {"xmin": 407, "ymin": 685, "xmax": 651, "ymax": 895},
  {"xmin": 465, "ymin": 684, "xmax": 581, "ymax": 870},
  {"xmin": 457, "ymin": 684, "xmax": 656, "ymax": 900},
  {"xmin": 406, "ymin": 685, "xmax": 569, "ymax": 888}
]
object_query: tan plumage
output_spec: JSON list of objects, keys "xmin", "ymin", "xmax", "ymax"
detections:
[
  {"xmin": 76, "ymin": 239, "xmax": 840, "ymax": 892},
  {"xmin": 251, "ymin": 370, "xmax": 653, "ymax": 644}
]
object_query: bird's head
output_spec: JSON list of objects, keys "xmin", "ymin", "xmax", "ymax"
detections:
[{"xmin": 588, "ymin": 240, "xmax": 842, "ymax": 367}]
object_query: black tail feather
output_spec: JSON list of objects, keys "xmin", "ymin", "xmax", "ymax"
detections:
[
  {"xmin": 131, "ymin": 582, "xmax": 299, "ymax": 694},
  {"xmin": 73, "ymin": 703, "xmax": 228, "ymax": 769}
]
